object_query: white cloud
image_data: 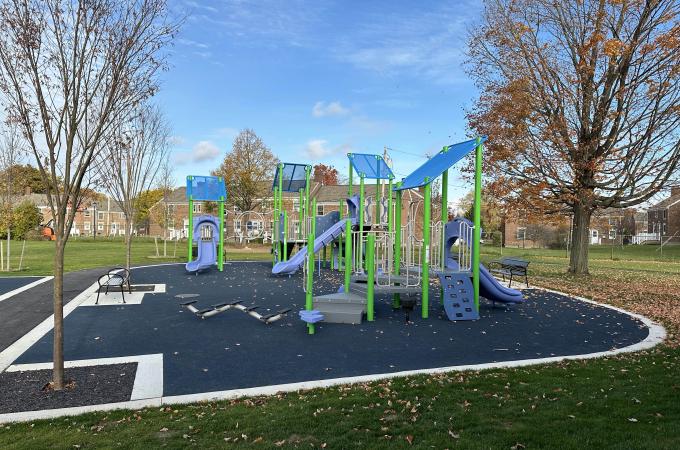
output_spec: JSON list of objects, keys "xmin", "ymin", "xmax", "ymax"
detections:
[
  {"xmin": 168, "ymin": 135, "xmax": 186, "ymax": 146},
  {"xmin": 191, "ymin": 140, "xmax": 221, "ymax": 162},
  {"xmin": 303, "ymin": 139, "xmax": 352, "ymax": 160},
  {"xmin": 312, "ymin": 101, "xmax": 350, "ymax": 118}
]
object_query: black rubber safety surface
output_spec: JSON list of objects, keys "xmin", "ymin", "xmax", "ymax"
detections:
[
  {"xmin": 0, "ymin": 276, "xmax": 44, "ymax": 296},
  {"xmin": 14, "ymin": 263, "xmax": 649, "ymax": 397}
]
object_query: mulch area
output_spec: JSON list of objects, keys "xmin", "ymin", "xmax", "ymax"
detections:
[
  {"xmin": 532, "ymin": 265, "xmax": 680, "ymax": 346},
  {"xmin": 0, "ymin": 363, "xmax": 137, "ymax": 414}
]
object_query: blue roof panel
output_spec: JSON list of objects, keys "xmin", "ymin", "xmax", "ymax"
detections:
[
  {"xmin": 273, "ymin": 163, "xmax": 309, "ymax": 192},
  {"xmin": 186, "ymin": 175, "xmax": 227, "ymax": 201},
  {"xmin": 394, "ymin": 137, "xmax": 486, "ymax": 191},
  {"xmin": 349, "ymin": 153, "xmax": 394, "ymax": 180}
]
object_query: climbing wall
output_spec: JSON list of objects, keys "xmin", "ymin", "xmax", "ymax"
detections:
[{"xmin": 438, "ymin": 272, "xmax": 479, "ymax": 321}]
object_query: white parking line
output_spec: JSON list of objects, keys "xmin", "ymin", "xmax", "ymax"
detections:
[{"xmin": 0, "ymin": 276, "xmax": 53, "ymax": 303}]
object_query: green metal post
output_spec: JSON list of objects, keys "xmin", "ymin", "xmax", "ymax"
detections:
[
  {"xmin": 348, "ymin": 155, "xmax": 353, "ymax": 197},
  {"xmin": 188, "ymin": 198, "xmax": 193, "ymax": 262},
  {"xmin": 283, "ymin": 210, "xmax": 288, "ymax": 261},
  {"xmin": 375, "ymin": 159, "xmax": 380, "ymax": 226},
  {"xmin": 278, "ymin": 164, "xmax": 284, "ymax": 261},
  {"xmin": 473, "ymin": 137, "xmax": 483, "ymax": 312},
  {"xmin": 440, "ymin": 160, "xmax": 448, "ymax": 303},
  {"xmin": 312, "ymin": 198, "xmax": 317, "ymax": 237},
  {"xmin": 305, "ymin": 165, "xmax": 311, "ymax": 238},
  {"xmin": 272, "ymin": 186, "xmax": 278, "ymax": 265},
  {"xmin": 344, "ymin": 219, "xmax": 351, "ymax": 292},
  {"xmin": 298, "ymin": 189, "xmax": 304, "ymax": 240},
  {"xmin": 218, "ymin": 197, "xmax": 224, "ymax": 271},
  {"xmin": 306, "ymin": 231, "xmax": 315, "ymax": 335},
  {"xmin": 393, "ymin": 182, "xmax": 402, "ymax": 308},
  {"xmin": 366, "ymin": 233, "xmax": 375, "ymax": 321},
  {"xmin": 359, "ymin": 175, "xmax": 365, "ymax": 271},
  {"xmin": 422, "ymin": 178, "xmax": 431, "ymax": 319}
]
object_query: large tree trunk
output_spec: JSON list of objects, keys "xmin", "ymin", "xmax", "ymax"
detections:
[
  {"xmin": 52, "ymin": 236, "xmax": 66, "ymax": 390},
  {"xmin": 569, "ymin": 204, "xmax": 593, "ymax": 274}
]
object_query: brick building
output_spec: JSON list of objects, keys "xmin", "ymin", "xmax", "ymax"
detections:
[
  {"xmin": 147, "ymin": 182, "xmax": 426, "ymax": 241},
  {"xmin": 647, "ymin": 186, "xmax": 680, "ymax": 243}
]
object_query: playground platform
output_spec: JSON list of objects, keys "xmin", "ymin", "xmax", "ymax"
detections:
[{"xmin": 0, "ymin": 262, "xmax": 663, "ymax": 422}]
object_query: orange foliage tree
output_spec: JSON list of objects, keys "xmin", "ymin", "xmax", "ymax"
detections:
[
  {"xmin": 467, "ymin": 0, "xmax": 680, "ymax": 274},
  {"xmin": 312, "ymin": 164, "xmax": 339, "ymax": 185}
]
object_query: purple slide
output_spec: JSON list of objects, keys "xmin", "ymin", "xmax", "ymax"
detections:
[
  {"xmin": 186, "ymin": 216, "xmax": 219, "ymax": 273},
  {"xmin": 272, "ymin": 219, "xmax": 347, "ymax": 275},
  {"xmin": 444, "ymin": 218, "xmax": 524, "ymax": 304},
  {"xmin": 186, "ymin": 239, "xmax": 217, "ymax": 273}
]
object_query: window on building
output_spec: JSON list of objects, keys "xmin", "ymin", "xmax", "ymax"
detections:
[
  {"xmin": 84, "ymin": 222, "xmax": 90, "ymax": 230},
  {"xmin": 98, "ymin": 212, "xmax": 104, "ymax": 220},
  {"xmin": 317, "ymin": 204, "xmax": 323, "ymax": 216},
  {"xmin": 293, "ymin": 220, "xmax": 300, "ymax": 235},
  {"xmin": 84, "ymin": 210, "xmax": 90, "ymax": 217},
  {"xmin": 609, "ymin": 229, "xmax": 616, "ymax": 240},
  {"xmin": 193, "ymin": 203, "xmax": 202, "ymax": 213},
  {"xmin": 97, "ymin": 224, "xmax": 103, "ymax": 231},
  {"xmin": 516, "ymin": 227, "xmax": 526, "ymax": 240},
  {"xmin": 293, "ymin": 200, "xmax": 300, "ymax": 212},
  {"xmin": 591, "ymin": 230, "xmax": 598, "ymax": 238}
]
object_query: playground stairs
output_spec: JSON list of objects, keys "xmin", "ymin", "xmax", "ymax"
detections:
[
  {"xmin": 438, "ymin": 271, "xmax": 479, "ymax": 321},
  {"xmin": 312, "ymin": 291, "xmax": 366, "ymax": 324}
]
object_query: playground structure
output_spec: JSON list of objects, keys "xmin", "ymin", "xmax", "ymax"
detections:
[
  {"xmin": 185, "ymin": 175, "xmax": 227, "ymax": 274},
  {"xmin": 270, "ymin": 137, "xmax": 525, "ymax": 334}
]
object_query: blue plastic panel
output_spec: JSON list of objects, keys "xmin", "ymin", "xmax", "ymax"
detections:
[
  {"xmin": 394, "ymin": 137, "xmax": 487, "ymax": 191},
  {"xmin": 349, "ymin": 153, "xmax": 394, "ymax": 180},
  {"xmin": 273, "ymin": 163, "xmax": 309, "ymax": 192},
  {"xmin": 186, "ymin": 176, "xmax": 227, "ymax": 201}
]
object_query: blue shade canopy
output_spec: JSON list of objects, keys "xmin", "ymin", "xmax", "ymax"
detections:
[
  {"xmin": 394, "ymin": 137, "xmax": 487, "ymax": 191},
  {"xmin": 273, "ymin": 163, "xmax": 309, "ymax": 192},
  {"xmin": 349, "ymin": 153, "xmax": 394, "ymax": 180},
  {"xmin": 186, "ymin": 175, "xmax": 227, "ymax": 201}
]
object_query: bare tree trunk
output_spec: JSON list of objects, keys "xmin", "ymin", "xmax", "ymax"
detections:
[
  {"xmin": 569, "ymin": 205, "xmax": 592, "ymax": 275},
  {"xmin": 125, "ymin": 217, "xmax": 133, "ymax": 270},
  {"xmin": 52, "ymin": 236, "xmax": 66, "ymax": 389}
]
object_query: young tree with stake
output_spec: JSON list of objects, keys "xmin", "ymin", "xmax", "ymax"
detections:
[
  {"xmin": 0, "ymin": 0, "xmax": 178, "ymax": 389},
  {"xmin": 98, "ymin": 104, "xmax": 170, "ymax": 270}
]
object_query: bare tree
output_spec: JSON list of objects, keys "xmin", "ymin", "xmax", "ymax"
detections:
[
  {"xmin": 152, "ymin": 159, "xmax": 176, "ymax": 244},
  {"xmin": 0, "ymin": 122, "xmax": 25, "ymax": 270},
  {"xmin": 467, "ymin": 0, "xmax": 680, "ymax": 274},
  {"xmin": 213, "ymin": 129, "xmax": 278, "ymax": 212},
  {"xmin": 98, "ymin": 104, "xmax": 170, "ymax": 270},
  {"xmin": 0, "ymin": 0, "xmax": 178, "ymax": 389}
]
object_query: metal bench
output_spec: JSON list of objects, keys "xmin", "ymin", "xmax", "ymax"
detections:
[
  {"xmin": 488, "ymin": 257, "xmax": 529, "ymax": 287},
  {"xmin": 96, "ymin": 267, "xmax": 131, "ymax": 304}
]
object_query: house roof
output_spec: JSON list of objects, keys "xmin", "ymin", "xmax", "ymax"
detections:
[{"xmin": 648, "ymin": 193, "xmax": 680, "ymax": 210}]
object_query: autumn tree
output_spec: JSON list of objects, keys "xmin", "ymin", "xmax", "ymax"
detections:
[
  {"xmin": 213, "ymin": 129, "xmax": 278, "ymax": 211},
  {"xmin": 312, "ymin": 164, "xmax": 339, "ymax": 185},
  {"xmin": 467, "ymin": 0, "xmax": 680, "ymax": 274},
  {"xmin": 98, "ymin": 104, "xmax": 170, "ymax": 270},
  {"xmin": 0, "ymin": 122, "xmax": 24, "ymax": 269},
  {"xmin": 0, "ymin": 0, "xmax": 178, "ymax": 389}
]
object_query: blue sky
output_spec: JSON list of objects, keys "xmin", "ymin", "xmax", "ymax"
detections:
[{"xmin": 159, "ymin": 0, "xmax": 483, "ymax": 202}]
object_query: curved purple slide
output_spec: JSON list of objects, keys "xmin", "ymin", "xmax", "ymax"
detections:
[
  {"xmin": 186, "ymin": 239, "xmax": 217, "ymax": 273},
  {"xmin": 272, "ymin": 219, "xmax": 347, "ymax": 275},
  {"xmin": 444, "ymin": 218, "xmax": 524, "ymax": 304}
]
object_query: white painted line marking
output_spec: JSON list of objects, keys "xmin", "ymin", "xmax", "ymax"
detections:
[
  {"xmin": 0, "ymin": 276, "xmax": 53, "ymax": 303},
  {"xmin": 7, "ymin": 354, "xmax": 163, "ymax": 400},
  {"xmin": 79, "ymin": 284, "xmax": 166, "ymax": 306}
]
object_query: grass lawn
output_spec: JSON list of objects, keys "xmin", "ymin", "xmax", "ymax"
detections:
[
  {"xmin": 1, "ymin": 241, "xmax": 679, "ymax": 448},
  {"xmin": 0, "ymin": 238, "xmax": 272, "ymax": 276}
]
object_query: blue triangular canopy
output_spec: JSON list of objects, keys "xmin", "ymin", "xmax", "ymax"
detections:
[
  {"xmin": 349, "ymin": 153, "xmax": 394, "ymax": 180},
  {"xmin": 394, "ymin": 137, "xmax": 487, "ymax": 191}
]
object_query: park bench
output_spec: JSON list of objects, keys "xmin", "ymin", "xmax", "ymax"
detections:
[
  {"xmin": 96, "ymin": 267, "xmax": 131, "ymax": 304},
  {"xmin": 488, "ymin": 257, "xmax": 530, "ymax": 287}
]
